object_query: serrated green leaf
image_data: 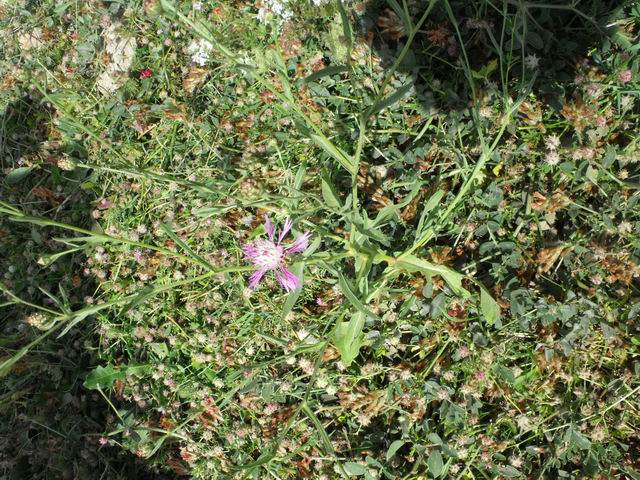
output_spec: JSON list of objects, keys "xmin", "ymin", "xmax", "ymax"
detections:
[
  {"xmin": 480, "ymin": 287, "xmax": 501, "ymax": 325},
  {"xmin": 333, "ymin": 312, "xmax": 365, "ymax": 367},
  {"xmin": 83, "ymin": 364, "xmax": 149, "ymax": 390},
  {"xmin": 83, "ymin": 365, "xmax": 126, "ymax": 390},
  {"xmin": 310, "ymin": 133, "xmax": 356, "ymax": 175},
  {"xmin": 394, "ymin": 254, "xmax": 470, "ymax": 298}
]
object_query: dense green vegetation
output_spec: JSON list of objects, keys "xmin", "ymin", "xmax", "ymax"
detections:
[{"xmin": 1, "ymin": 0, "xmax": 639, "ymax": 478}]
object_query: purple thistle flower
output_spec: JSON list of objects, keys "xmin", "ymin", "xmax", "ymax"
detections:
[{"xmin": 243, "ymin": 216, "xmax": 310, "ymax": 293}]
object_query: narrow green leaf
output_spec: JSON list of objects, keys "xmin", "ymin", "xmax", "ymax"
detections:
[
  {"xmin": 386, "ymin": 440, "xmax": 405, "ymax": 461},
  {"xmin": 303, "ymin": 65, "xmax": 349, "ymax": 84},
  {"xmin": 161, "ymin": 222, "xmax": 215, "ymax": 271},
  {"xmin": 415, "ymin": 190, "xmax": 445, "ymax": 238},
  {"xmin": 335, "ymin": 0, "xmax": 353, "ymax": 52},
  {"xmin": 427, "ymin": 450, "xmax": 444, "ymax": 477},
  {"xmin": 310, "ymin": 134, "xmax": 356, "ymax": 175},
  {"xmin": 526, "ymin": 31, "xmax": 544, "ymax": 50},
  {"xmin": 57, "ymin": 301, "xmax": 115, "ymax": 337},
  {"xmin": 5, "ymin": 167, "xmax": 34, "ymax": 185},
  {"xmin": 386, "ymin": 0, "xmax": 411, "ymax": 31},
  {"xmin": 480, "ymin": 287, "xmax": 501, "ymax": 325},
  {"xmin": 0, "ymin": 346, "xmax": 31, "ymax": 378},
  {"xmin": 158, "ymin": 0, "xmax": 177, "ymax": 18},
  {"xmin": 301, "ymin": 402, "xmax": 345, "ymax": 475},
  {"xmin": 394, "ymin": 255, "xmax": 470, "ymax": 298},
  {"xmin": 293, "ymin": 164, "xmax": 306, "ymax": 191},
  {"xmin": 321, "ymin": 176, "xmax": 341, "ymax": 209},
  {"xmin": 369, "ymin": 83, "xmax": 413, "ymax": 116},
  {"xmin": 336, "ymin": 271, "xmax": 380, "ymax": 320},
  {"xmin": 333, "ymin": 312, "xmax": 365, "ymax": 366},
  {"xmin": 37, "ymin": 246, "xmax": 84, "ymax": 267},
  {"xmin": 281, "ymin": 262, "xmax": 305, "ymax": 320},
  {"xmin": 373, "ymin": 182, "xmax": 421, "ymax": 227},
  {"xmin": 566, "ymin": 427, "xmax": 591, "ymax": 450}
]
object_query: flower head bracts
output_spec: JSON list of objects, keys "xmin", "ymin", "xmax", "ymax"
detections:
[{"xmin": 243, "ymin": 217, "xmax": 310, "ymax": 293}]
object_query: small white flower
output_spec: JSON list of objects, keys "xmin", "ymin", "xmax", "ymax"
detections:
[
  {"xmin": 193, "ymin": 1, "xmax": 203, "ymax": 10},
  {"xmin": 545, "ymin": 134, "xmax": 560, "ymax": 150},
  {"xmin": 545, "ymin": 150, "xmax": 560, "ymax": 166},
  {"xmin": 285, "ymin": 356, "xmax": 296, "ymax": 365},
  {"xmin": 188, "ymin": 38, "xmax": 213, "ymax": 66},
  {"xmin": 618, "ymin": 221, "xmax": 633, "ymax": 235},
  {"xmin": 516, "ymin": 414, "xmax": 532, "ymax": 432},
  {"xmin": 524, "ymin": 53, "xmax": 540, "ymax": 69},
  {"xmin": 257, "ymin": 0, "xmax": 294, "ymax": 24}
]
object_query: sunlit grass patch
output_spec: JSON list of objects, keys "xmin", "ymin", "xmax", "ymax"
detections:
[{"xmin": 1, "ymin": 0, "xmax": 640, "ymax": 478}]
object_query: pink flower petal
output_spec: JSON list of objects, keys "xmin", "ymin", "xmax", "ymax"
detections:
[
  {"xmin": 265, "ymin": 216, "xmax": 275, "ymax": 241},
  {"xmin": 285, "ymin": 231, "xmax": 311, "ymax": 255},
  {"xmin": 278, "ymin": 218, "xmax": 293, "ymax": 243},
  {"xmin": 276, "ymin": 267, "xmax": 300, "ymax": 293},
  {"xmin": 248, "ymin": 267, "xmax": 269, "ymax": 289},
  {"xmin": 243, "ymin": 243, "xmax": 258, "ymax": 259},
  {"xmin": 97, "ymin": 198, "xmax": 112, "ymax": 210}
]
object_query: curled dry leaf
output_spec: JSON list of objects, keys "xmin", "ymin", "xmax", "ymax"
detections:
[
  {"xmin": 531, "ymin": 192, "xmax": 547, "ymax": 210},
  {"xmin": 183, "ymin": 66, "xmax": 208, "ymax": 94},
  {"xmin": 518, "ymin": 100, "xmax": 545, "ymax": 132},
  {"xmin": 401, "ymin": 192, "xmax": 422, "ymax": 223},
  {"xmin": 378, "ymin": 8, "xmax": 406, "ymax": 40},
  {"xmin": 536, "ymin": 245, "xmax": 570, "ymax": 273},
  {"xmin": 32, "ymin": 186, "xmax": 61, "ymax": 206},
  {"xmin": 322, "ymin": 346, "xmax": 340, "ymax": 362},
  {"xmin": 561, "ymin": 94, "xmax": 595, "ymax": 134},
  {"xmin": 601, "ymin": 251, "xmax": 640, "ymax": 285},
  {"xmin": 430, "ymin": 246, "xmax": 455, "ymax": 265},
  {"xmin": 339, "ymin": 389, "xmax": 386, "ymax": 417},
  {"xmin": 163, "ymin": 99, "xmax": 189, "ymax": 122},
  {"xmin": 532, "ymin": 190, "xmax": 570, "ymax": 213}
]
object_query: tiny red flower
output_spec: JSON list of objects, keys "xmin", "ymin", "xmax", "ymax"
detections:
[{"xmin": 139, "ymin": 68, "xmax": 153, "ymax": 79}]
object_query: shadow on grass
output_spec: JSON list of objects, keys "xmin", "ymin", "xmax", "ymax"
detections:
[
  {"xmin": 359, "ymin": 0, "xmax": 627, "ymax": 112},
  {"xmin": 0, "ymin": 93, "xmax": 166, "ymax": 480},
  {"xmin": 349, "ymin": 0, "xmax": 634, "ymax": 289}
]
